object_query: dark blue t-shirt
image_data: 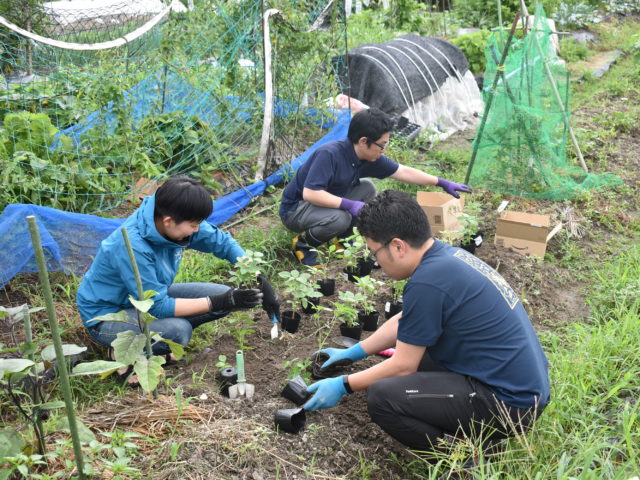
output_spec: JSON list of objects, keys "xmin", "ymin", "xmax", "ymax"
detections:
[
  {"xmin": 279, "ymin": 138, "xmax": 399, "ymax": 219},
  {"xmin": 399, "ymin": 241, "xmax": 550, "ymax": 409}
]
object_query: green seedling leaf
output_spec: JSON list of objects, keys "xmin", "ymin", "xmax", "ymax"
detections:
[
  {"xmin": 143, "ymin": 290, "xmax": 158, "ymax": 300},
  {"xmin": 0, "ymin": 428, "xmax": 24, "ymax": 458},
  {"xmin": 111, "ymin": 331, "xmax": 147, "ymax": 366},
  {"xmin": 71, "ymin": 360, "xmax": 127, "ymax": 379},
  {"xmin": 90, "ymin": 311, "xmax": 129, "ymax": 323},
  {"xmin": 151, "ymin": 335, "xmax": 185, "ymax": 360},
  {"xmin": 0, "ymin": 469, "xmax": 13, "ymax": 480},
  {"xmin": 0, "ymin": 358, "xmax": 35, "ymax": 377},
  {"xmin": 39, "ymin": 401, "xmax": 66, "ymax": 410},
  {"xmin": 57, "ymin": 417, "xmax": 96, "ymax": 444},
  {"xmin": 19, "ymin": 341, "xmax": 37, "ymax": 357},
  {"xmin": 128, "ymin": 296, "xmax": 154, "ymax": 313},
  {"xmin": 41, "ymin": 344, "xmax": 87, "ymax": 362},
  {"xmin": 134, "ymin": 355, "xmax": 165, "ymax": 393}
]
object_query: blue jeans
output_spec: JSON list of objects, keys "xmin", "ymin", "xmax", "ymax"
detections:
[{"xmin": 87, "ymin": 283, "xmax": 230, "ymax": 355}]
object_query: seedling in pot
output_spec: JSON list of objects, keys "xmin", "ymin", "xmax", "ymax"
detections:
[
  {"xmin": 333, "ymin": 291, "xmax": 365, "ymax": 340},
  {"xmin": 278, "ymin": 269, "xmax": 322, "ymax": 315},
  {"xmin": 228, "ymin": 250, "xmax": 266, "ymax": 288},
  {"xmin": 339, "ymin": 229, "xmax": 371, "ymax": 270},
  {"xmin": 313, "ymin": 243, "xmax": 340, "ymax": 296}
]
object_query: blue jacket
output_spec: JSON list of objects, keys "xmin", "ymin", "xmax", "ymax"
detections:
[{"xmin": 76, "ymin": 194, "xmax": 245, "ymax": 326}]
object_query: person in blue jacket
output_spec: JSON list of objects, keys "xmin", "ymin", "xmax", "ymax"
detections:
[
  {"xmin": 77, "ymin": 175, "xmax": 280, "ymax": 383},
  {"xmin": 303, "ymin": 190, "xmax": 550, "ymax": 452},
  {"xmin": 279, "ymin": 108, "xmax": 471, "ymax": 267}
]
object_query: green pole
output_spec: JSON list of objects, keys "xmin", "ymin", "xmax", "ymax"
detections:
[
  {"xmin": 120, "ymin": 227, "xmax": 157, "ymax": 398},
  {"xmin": 27, "ymin": 216, "xmax": 86, "ymax": 479},
  {"xmin": 464, "ymin": 13, "xmax": 520, "ymax": 185}
]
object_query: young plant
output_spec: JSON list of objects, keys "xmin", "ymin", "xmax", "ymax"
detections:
[
  {"xmin": 0, "ymin": 304, "xmax": 87, "ymax": 462},
  {"xmin": 314, "ymin": 243, "xmax": 341, "ymax": 280},
  {"xmin": 215, "ymin": 354, "xmax": 232, "ymax": 370},
  {"xmin": 228, "ymin": 250, "xmax": 266, "ymax": 288},
  {"xmin": 282, "ymin": 358, "xmax": 312, "ymax": 381},
  {"xmin": 339, "ymin": 229, "xmax": 370, "ymax": 269},
  {"xmin": 354, "ymin": 275, "xmax": 383, "ymax": 313},
  {"xmin": 333, "ymin": 291, "xmax": 365, "ymax": 327},
  {"xmin": 225, "ymin": 312, "xmax": 255, "ymax": 351},
  {"xmin": 390, "ymin": 279, "xmax": 408, "ymax": 303},
  {"xmin": 278, "ymin": 269, "xmax": 322, "ymax": 313},
  {"xmin": 71, "ymin": 290, "xmax": 184, "ymax": 394}
]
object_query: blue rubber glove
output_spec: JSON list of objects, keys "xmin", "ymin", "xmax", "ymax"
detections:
[
  {"xmin": 318, "ymin": 343, "xmax": 368, "ymax": 369},
  {"xmin": 339, "ymin": 198, "xmax": 366, "ymax": 217},
  {"xmin": 303, "ymin": 375, "xmax": 351, "ymax": 411},
  {"xmin": 436, "ymin": 177, "xmax": 472, "ymax": 199}
]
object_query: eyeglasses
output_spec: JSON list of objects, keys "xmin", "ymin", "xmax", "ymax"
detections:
[
  {"xmin": 371, "ymin": 240, "xmax": 391, "ymax": 260},
  {"xmin": 368, "ymin": 138, "xmax": 389, "ymax": 151}
]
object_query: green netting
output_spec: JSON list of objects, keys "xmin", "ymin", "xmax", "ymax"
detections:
[
  {"xmin": 0, "ymin": 0, "xmax": 347, "ymax": 213},
  {"xmin": 468, "ymin": 4, "xmax": 620, "ymax": 200}
]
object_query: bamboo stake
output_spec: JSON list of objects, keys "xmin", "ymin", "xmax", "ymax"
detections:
[{"xmin": 27, "ymin": 216, "xmax": 86, "ymax": 479}]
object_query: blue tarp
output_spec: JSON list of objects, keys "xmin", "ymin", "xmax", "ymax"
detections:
[{"xmin": 0, "ymin": 108, "xmax": 352, "ymax": 288}]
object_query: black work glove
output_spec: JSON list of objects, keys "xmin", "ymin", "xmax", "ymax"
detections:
[
  {"xmin": 257, "ymin": 274, "xmax": 281, "ymax": 320},
  {"xmin": 208, "ymin": 288, "xmax": 263, "ymax": 312}
]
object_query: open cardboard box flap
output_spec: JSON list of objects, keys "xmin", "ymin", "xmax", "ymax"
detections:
[{"xmin": 495, "ymin": 211, "xmax": 551, "ymax": 258}]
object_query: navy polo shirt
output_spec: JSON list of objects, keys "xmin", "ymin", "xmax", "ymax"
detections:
[
  {"xmin": 399, "ymin": 241, "xmax": 551, "ymax": 409},
  {"xmin": 279, "ymin": 138, "xmax": 399, "ymax": 220}
]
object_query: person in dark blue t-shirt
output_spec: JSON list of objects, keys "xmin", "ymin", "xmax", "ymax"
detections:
[
  {"xmin": 303, "ymin": 190, "xmax": 550, "ymax": 451},
  {"xmin": 279, "ymin": 108, "xmax": 470, "ymax": 267}
]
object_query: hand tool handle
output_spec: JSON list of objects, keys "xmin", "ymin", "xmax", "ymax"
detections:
[{"xmin": 235, "ymin": 350, "xmax": 246, "ymax": 383}]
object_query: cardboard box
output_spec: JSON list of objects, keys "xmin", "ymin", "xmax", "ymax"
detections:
[
  {"xmin": 495, "ymin": 211, "xmax": 551, "ymax": 258},
  {"xmin": 416, "ymin": 191, "xmax": 465, "ymax": 235}
]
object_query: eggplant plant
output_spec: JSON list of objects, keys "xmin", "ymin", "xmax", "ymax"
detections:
[
  {"xmin": 0, "ymin": 304, "xmax": 88, "ymax": 464},
  {"xmin": 71, "ymin": 291, "xmax": 184, "ymax": 394}
]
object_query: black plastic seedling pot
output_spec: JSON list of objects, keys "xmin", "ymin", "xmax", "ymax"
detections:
[
  {"xmin": 317, "ymin": 278, "xmax": 336, "ymax": 296},
  {"xmin": 217, "ymin": 366, "xmax": 237, "ymax": 397},
  {"xmin": 302, "ymin": 297, "xmax": 320, "ymax": 314},
  {"xmin": 343, "ymin": 258, "xmax": 375, "ymax": 282},
  {"xmin": 384, "ymin": 300, "xmax": 403, "ymax": 319},
  {"xmin": 281, "ymin": 375, "xmax": 311, "ymax": 405},
  {"xmin": 308, "ymin": 352, "xmax": 351, "ymax": 380},
  {"xmin": 281, "ymin": 310, "xmax": 301, "ymax": 333},
  {"xmin": 274, "ymin": 407, "xmax": 306, "ymax": 434},
  {"xmin": 460, "ymin": 231, "xmax": 484, "ymax": 255},
  {"xmin": 358, "ymin": 310, "xmax": 379, "ymax": 331},
  {"xmin": 339, "ymin": 322, "xmax": 363, "ymax": 340}
]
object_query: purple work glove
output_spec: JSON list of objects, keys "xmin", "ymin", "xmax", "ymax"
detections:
[
  {"xmin": 339, "ymin": 198, "xmax": 366, "ymax": 217},
  {"xmin": 436, "ymin": 178, "xmax": 472, "ymax": 199}
]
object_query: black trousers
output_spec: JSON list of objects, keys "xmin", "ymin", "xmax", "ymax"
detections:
[{"xmin": 366, "ymin": 354, "xmax": 544, "ymax": 451}]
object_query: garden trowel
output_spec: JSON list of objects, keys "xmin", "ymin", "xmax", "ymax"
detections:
[
  {"xmin": 228, "ymin": 350, "xmax": 254, "ymax": 399},
  {"xmin": 270, "ymin": 313, "xmax": 279, "ymax": 339}
]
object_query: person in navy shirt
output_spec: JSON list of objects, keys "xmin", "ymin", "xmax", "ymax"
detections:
[
  {"xmin": 279, "ymin": 108, "xmax": 470, "ymax": 266},
  {"xmin": 303, "ymin": 190, "xmax": 550, "ymax": 452}
]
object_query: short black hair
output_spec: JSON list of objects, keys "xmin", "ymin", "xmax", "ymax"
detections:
[
  {"xmin": 347, "ymin": 108, "xmax": 393, "ymax": 145},
  {"xmin": 154, "ymin": 175, "xmax": 213, "ymax": 224},
  {"xmin": 357, "ymin": 190, "xmax": 431, "ymax": 248}
]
